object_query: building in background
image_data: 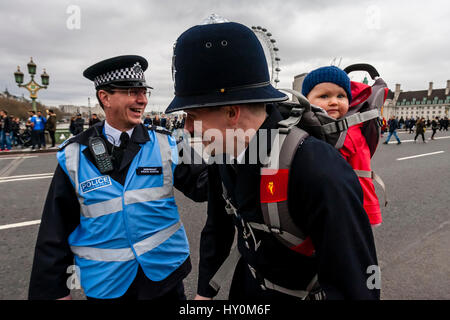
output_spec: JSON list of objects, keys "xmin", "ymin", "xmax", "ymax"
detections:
[
  {"xmin": 1, "ymin": 88, "xmax": 28, "ymax": 103},
  {"xmin": 291, "ymin": 73, "xmax": 307, "ymax": 103},
  {"xmin": 57, "ymin": 104, "xmax": 105, "ymax": 118},
  {"xmin": 383, "ymin": 81, "xmax": 450, "ymax": 119}
]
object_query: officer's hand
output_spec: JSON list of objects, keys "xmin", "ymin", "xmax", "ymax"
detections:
[
  {"xmin": 57, "ymin": 295, "xmax": 72, "ymax": 300},
  {"xmin": 194, "ymin": 294, "xmax": 212, "ymax": 300}
]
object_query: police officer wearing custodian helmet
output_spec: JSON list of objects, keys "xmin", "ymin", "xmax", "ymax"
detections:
[
  {"xmin": 166, "ymin": 20, "xmax": 379, "ymax": 300},
  {"xmin": 28, "ymin": 55, "xmax": 208, "ymax": 300}
]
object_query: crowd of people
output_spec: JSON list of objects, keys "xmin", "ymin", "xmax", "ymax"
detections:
[
  {"xmin": 0, "ymin": 109, "xmax": 187, "ymax": 152},
  {"xmin": 381, "ymin": 115, "xmax": 449, "ymax": 144},
  {"xmin": 70, "ymin": 112, "xmax": 186, "ymax": 137},
  {"xmin": 143, "ymin": 113, "xmax": 186, "ymax": 130},
  {"xmin": 0, "ymin": 109, "xmax": 57, "ymax": 151}
]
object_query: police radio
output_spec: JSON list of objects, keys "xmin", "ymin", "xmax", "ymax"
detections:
[{"xmin": 88, "ymin": 136, "xmax": 114, "ymax": 174}]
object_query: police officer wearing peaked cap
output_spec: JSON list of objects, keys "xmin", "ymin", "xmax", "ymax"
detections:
[
  {"xmin": 29, "ymin": 55, "xmax": 208, "ymax": 300},
  {"xmin": 166, "ymin": 20, "xmax": 380, "ymax": 300}
]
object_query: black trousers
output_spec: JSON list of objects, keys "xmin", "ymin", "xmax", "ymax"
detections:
[
  {"xmin": 414, "ymin": 132, "xmax": 425, "ymax": 142},
  {"xmin": 40, "ymin": 130, "xmax": 46, "ymax": 147},
  {"xmin": 49, "ymin": 130, "xmax": 56, "ymax": 147},
  {"xmin": 31, "ymin": 130, "xmax": 41, "ymax": 148},
  {"xmin": 86, "ymin": 266, "xmax": 187, "ymax": 301},
  {"xmin": 431, "ymin": 129, "xmax": 437, "ymax": 139}
]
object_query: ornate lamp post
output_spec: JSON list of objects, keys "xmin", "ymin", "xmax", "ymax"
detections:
[{"xmin": 14, "ymin": 57, "xmax": 49, "ymax": 112}]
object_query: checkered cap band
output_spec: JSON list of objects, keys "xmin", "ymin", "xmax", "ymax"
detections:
[{"xmin": 93, "ymin": 62, "xmax": 145, "ymax": 87}]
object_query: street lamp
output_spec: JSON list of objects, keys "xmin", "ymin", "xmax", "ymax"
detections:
[{"xmin": 14, "ymin": 57, "xmax": 49, "ymax": 112}]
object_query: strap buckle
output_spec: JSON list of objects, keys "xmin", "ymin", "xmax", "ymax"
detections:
[
  {"xmin": 305, "ymin": 290, "xmax": 326, "ymax": 300},
  {"xmin": 269, "ymin": 227, "xmax": 281, "ymax": 234},
  {"xmin": 279, "ymin": 127, "xmax": 290, "ymax": 134},
  {"xmin": 335, "ymin": 118, "xmax": 349, "ymax": 132},
  {"xmin": 224, "ymin": 199, "xmax": 237, "ymax": 216},
  {"xmin": 290, "ymin": 107, "xmax": 304, "ymax": 118},
  {"xmin": 278, "ymin": 108, "xmax": 304, "ymax": 133}
]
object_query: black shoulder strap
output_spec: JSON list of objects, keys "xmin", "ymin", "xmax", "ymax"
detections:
[{"xmin": 258, "ymin": 126, "xmax": 310, "ymax": 248}]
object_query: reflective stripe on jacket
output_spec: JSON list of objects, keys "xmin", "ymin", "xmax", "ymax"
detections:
[{"xmin": 57, "ymin": 130, "xmax": 189, "ymax": 299}]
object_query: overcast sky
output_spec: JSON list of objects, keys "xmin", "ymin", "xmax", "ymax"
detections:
[{"xmin": 1, "ymin": 0, "xmax": 449, "ymax": 113}]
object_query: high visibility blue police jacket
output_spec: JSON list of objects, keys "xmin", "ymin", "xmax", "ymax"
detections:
[{"xmin": 57, "ymin": 127, "xmax": 190, "ymax": 299}]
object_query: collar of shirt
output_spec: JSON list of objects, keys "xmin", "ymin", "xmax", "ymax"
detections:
[
  {"xmin": 229, "ymin": 147, "xmax": 247, "ymax": 164},
  {"xmin": 104, "ymin": 120, "xmax": 134, "ymax": 147}
]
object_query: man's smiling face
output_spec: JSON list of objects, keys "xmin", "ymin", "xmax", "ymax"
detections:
[{"xmin": 101, "ymin": 88, "xmax": 148, "ymax": 131}]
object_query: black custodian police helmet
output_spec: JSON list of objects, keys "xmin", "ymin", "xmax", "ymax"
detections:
[
  {"xmin": 165, "ymin": 21, "xmax": 288, "ymax": 113},
  {"xmin": 83, "ymin": 55, "xmax": 153, "ymax": 90}
]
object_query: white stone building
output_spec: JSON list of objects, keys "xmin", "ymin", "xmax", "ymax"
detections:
[
  {"xmin": 382, "ymin": 81, "xmax": 450, "ymax": 120},
  {"xmin": 57, "ymin": 104, "xmax": 105, "ymax": 118}
]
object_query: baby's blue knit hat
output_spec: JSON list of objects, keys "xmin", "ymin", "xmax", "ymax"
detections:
[{"xmin": 302, "ymin": 66, "xmax": 352, "ymax": 103}]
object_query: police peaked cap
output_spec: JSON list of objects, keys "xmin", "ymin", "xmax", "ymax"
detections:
[
  {"xmin": 83, "ymin": 55, "xmax": 153, "ymax": 89},
  {"xmin": 166, "ymin": 22, "xmax": 287, "ymax": 113}
]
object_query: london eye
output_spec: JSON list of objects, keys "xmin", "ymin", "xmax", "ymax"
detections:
[{"xmin": 251, "ymin": 25, "xmax": 281, "ymax": 87}]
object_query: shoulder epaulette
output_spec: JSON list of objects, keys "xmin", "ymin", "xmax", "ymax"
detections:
[{"xmin": 57, "ymin": 136, "xmax": 77, "ymax": 151}]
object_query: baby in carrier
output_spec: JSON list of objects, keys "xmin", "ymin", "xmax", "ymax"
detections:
[{"xmin": 302, "ymin": 66, "xmax": 382, "ymax": 226}]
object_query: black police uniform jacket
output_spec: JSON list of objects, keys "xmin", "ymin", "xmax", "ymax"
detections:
[
  {"xmin": 28, "ymin": 122, "xmax": 208, "ymax": 300},
  {"xmin": 197, "ymin": 104, "xmax": 380, "ymax": 300}
]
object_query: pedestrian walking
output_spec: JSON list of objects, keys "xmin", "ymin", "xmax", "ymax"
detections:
[
  {"xmin": 399, "ymin": 116, "xmax": 404, "ymax": 129},
  {"xmin": 383, "ymin": 115, "xmax": 401, "ymax": 144},
  {"xmin": 408, "ymin": 117, "xmax": 415, "ymax": 134},
  {"xmin": 414, "ymin": 117, "xmax": 426, "ymax": 143},
  {"xmin": 431, "ymin": 117, "xmax": 439, "ymax": 140},
  {"xmin": 29, "ymin": 55, "xmax": 208, "ymax": 300},
  {"xmin": 404, "ymin": 118, "xmax": 409, "ymax": 132}
]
